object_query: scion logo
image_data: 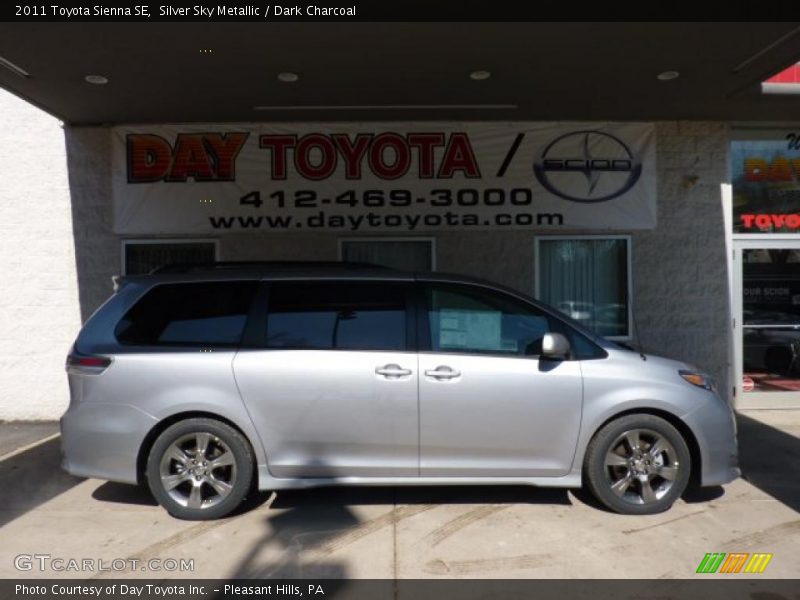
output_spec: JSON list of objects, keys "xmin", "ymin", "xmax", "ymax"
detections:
[{"xmin": 533, "ymin": 130, "xmax": 642, "ymax": 203}]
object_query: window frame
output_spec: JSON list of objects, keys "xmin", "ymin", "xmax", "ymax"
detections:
[
  {"xmin": 337, "ymin": 237, "xmax": 437, "ymax": 271},
  {"xmin": 534, "ymin": 234, "xmax": 633, "ymax": 342},
  {"xmin": 120, "ymin": 238, "xmax": 219, "ymax": 276},
  {"xmin": 245, "ymin": 279, "xmax": 418, "ymax": 353}
]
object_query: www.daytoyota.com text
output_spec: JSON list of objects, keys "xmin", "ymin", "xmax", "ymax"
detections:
[{"xmin": 209, "ymin": 187, "xmax": 565, "ymax": 231}]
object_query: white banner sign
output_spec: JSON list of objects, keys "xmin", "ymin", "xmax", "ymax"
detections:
[{"xmin": 111, "ymin": 122, "xmax": 656, "ymax": 234}]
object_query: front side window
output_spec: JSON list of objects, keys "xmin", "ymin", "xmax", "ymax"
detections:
[
  {"xmin": 424, "ymin": 285, "xmax": 552, "ymax": 357},
  {"xmin": 266, "ymin": 282, "xmax": 408, "ymax": 351},
  {"xmin": 537, "ymin": 237, "xmax": 631, "ymax": 339},
  {"xmin": 115, "ymin": 281, "xmax": 256, "ymax": 346}
]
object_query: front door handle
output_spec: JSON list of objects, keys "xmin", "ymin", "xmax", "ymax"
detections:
[
  {"xmin": 424, "ymin": 366, "xmax": 461, "ymax": 380},
  {"xmin": 375, "ymin": 364, "xmax": 412, "ymax": 378}
]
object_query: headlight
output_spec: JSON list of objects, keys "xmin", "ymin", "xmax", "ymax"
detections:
[{"xmin": 679, "ymin": 369, "xmax": 716, "ymax": 392}]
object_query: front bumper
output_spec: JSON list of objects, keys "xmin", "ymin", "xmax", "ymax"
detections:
[
  {"xmin": 683, "ymin": 395, "xmax": 740, "ymax": 487},
  {"xmin": 60, "ymin": 401, "xmax": 158, "ymax": 484}
]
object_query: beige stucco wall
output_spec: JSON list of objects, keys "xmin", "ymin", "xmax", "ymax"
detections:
[{"xmin": 0, "ymin": 90, "xmax": 81, "ymax": 420}]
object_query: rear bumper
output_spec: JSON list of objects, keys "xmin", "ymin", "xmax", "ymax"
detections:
[{"xmin": 60, "ymin": 402, "xmax": 157, "ymax": 485}]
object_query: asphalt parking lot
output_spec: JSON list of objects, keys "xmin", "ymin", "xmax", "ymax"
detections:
[{"xmin": 0, "ymin": 410, "xmax": 798, "ymax": 579}]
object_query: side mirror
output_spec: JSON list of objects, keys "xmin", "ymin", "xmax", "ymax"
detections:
[{"xmin": 541, "ymin": 332, "xmax": 571, "ymax": 359}]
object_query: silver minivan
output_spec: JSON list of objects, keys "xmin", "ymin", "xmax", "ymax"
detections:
[{"xmin": 61, "ymin": 262, "xmax": 740, "ymax": 520}]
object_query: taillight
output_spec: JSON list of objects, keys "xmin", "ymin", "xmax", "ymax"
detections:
[{"xmin": 66, "ymin": 353, "xmax": 112, "ymax": 373}]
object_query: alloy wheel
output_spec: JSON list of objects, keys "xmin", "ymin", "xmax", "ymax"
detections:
[
  {"xmin": 158, "ymin": 432, "xmax": 237, "ymax": 510},
  {"xmin": 603, "ymin": 428, "xmax": 680, "ymax": 505}
]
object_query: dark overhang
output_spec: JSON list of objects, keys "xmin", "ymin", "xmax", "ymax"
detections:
[{"xmin": 0, "ymin": 22, "xmax": 798, "ymax": 124}]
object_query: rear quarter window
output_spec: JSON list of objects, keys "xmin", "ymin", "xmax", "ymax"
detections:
[{"xmin": 115, "ymin": 281, "xmax": 257, "ymax": 346}]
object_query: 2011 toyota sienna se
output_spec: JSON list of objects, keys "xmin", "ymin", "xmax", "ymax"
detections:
[{"xmin": 61, "ymin": 262, "xmax": 740, "ymax": 520}]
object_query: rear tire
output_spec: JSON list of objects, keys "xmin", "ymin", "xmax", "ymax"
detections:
[
  {"xmin": 584, "ymin": 414, "xmax": 691, "ymax": 515},
  {"xmin": 146, "ymin": 418, "xmax": 254, "ymax": 520}
]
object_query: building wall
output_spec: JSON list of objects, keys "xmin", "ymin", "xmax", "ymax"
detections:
[
  {"xmin": 65, "ymin": 127, "xmax": 118, "ymax": 323},
  {"xmin": 0, "ymin": 90, "xmax": 81, "ymax": 421},
  {"xmin": 21, "ymin": 120, "xmax": 731, "ymax": 422},
  {"xmin": 632, "ymin": 122, "xmax": 731, "ymax": 395}
]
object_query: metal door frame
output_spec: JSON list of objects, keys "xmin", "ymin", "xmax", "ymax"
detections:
[{"xmin": 733, "ymin": 238, "xmax": 800, "ymax": 409}]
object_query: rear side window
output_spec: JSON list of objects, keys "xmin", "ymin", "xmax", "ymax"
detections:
[
  {"xmin": 266, "ymin": 282, "xmax": 408, "ymax": 351},
  {"xmin": 115, "ymin": 281, "xmax": 257, "ymax": 346}
]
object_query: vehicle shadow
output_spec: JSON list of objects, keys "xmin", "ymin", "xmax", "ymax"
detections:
[
  {"xmin": 222, "ymin": 484, "xmax": 571, "ymax": 582},
  {"xmin": 91, "ymin": 481, "xmax": 159, "ymax": 506},
  {"xmin": 91, "ymin": 481, "xmax": 572, "ymax": 512},
  {"xmin": 569, "ymin": 481, "xmax": 725, "ymax": 513},
  {"xmin": 224, "ymin": 499, "xmax": 356, "ymax": 580},
  {"xmin": 91, "ymin": 481, "xmax": 277, "ymax": 513},
  {"xmin": 269, "ymin": 484, "xmax": 571, "ymax": 509},
  {"xmin": 0, "ymin": 437, "xmax": 84, "ymax": 528},
  {"xmin": 736, "ymin": 412, "xmax": 800, "ymax": 513},
  {"xmin": 682, "ymin": 485, "xmax": 725, "ymax": 503}
]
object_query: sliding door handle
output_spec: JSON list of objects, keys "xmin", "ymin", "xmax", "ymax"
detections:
[
  {"xmin": 424, "ymin": 366, "xmax": 461, "ymax": 380},
  {"xmin": 375, "ymin": 364, "xmax": 412, "ymax": 378}
]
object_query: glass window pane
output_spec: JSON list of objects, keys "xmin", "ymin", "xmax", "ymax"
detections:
[
  {"xmin": 742, "ymin": 247, "xmax": 800, "ymax": 392},
  {"xmin": 731, "ymin": 138, "xmax": 800, "ymax": 233},
  {"xmin": 115, "ymin": 282, "xmax": 256, "ymax": 346},
  {"xmin": 124, "ymin": 242, "xmax": 216, "ymax": 275},
  {"xmin": 539, "ymin": 238, "xmax": 629, "ymax": 338},
  {"xmin": 341, "ymin": 240, "xmax": 432, "ymax": 271},
  {"xmin": 426, "ymin": 285, "xmax": 551, "ymax": 357},
  {"xmin": 266, "ymin": 283, "xmax": 407, "ymax": 351}
]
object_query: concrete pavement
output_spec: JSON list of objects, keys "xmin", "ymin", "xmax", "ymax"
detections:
[{"xmin": 0, "ymin": 410, "xmax": 797, "ymax": 579}]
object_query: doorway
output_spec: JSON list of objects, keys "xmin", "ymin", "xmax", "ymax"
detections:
[{"xmin": 734, "ymin": 240, "xmax": 800, "ymax": 408}]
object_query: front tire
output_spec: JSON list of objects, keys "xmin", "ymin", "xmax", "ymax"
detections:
[
  {"xmin": 146, "ymin": 418, "xmax": 254, "ymax": 520},
  {"xmin": 584, "ymin": 414, "xmax": 691, "ymax": 515}
]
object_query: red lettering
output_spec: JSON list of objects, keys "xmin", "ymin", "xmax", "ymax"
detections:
[
  {"xmin": 744, "ymin": 158, "xmax": 767, "ymax": 182},
  {"xmin": 743, "ymin": 213, "xmax": 800, "ymax": 229},
  {"xmin": 259, "ymin": 135, "xmax": 296, "ymax": 180},
  {"xmin": 332, "ymin": 134, "xmax": 372, "ymax": 179},
  {"xmin": 258, "ymin": 130, "xmax": 481, "ymax": 181},
  {"xmin": 746, "ymin": 157, "xmax": 800, "ymax": 182},
  {"xmin": 408, "ymin": 133, "xmax": 445, "ymax": 178},
  {"xmin": 768, "ymin": 157, "xmax": 793, "ymax": 182},
  {"xmin": 755, "ymin": 214, "xmax": 772, "ymax": 228},
  {"xmin": 438, "ymin": 133, "xmax": 480, "ymax": 178},
  {"xmin": 167, "ymin": 134, "xmax": 215, "ymax": 181},
  {"xmin": 295, "ymin": 134, "xmax": 337, "ymax": 180},
  {"xmin": 203, "ymin": 133, "xmax": 248, "ymax": 180},
  {"xmin": 127, "ymin": 134, "xmax": 172, "ymax": 182},
  {"xmin": 369, "ymin": 133, "xmax": 411, "ymax": 180}
]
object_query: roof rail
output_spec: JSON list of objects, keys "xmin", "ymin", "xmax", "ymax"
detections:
[{"xmin": 149, "ymin": 260, "xmax": 389, "ymax": 274}]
